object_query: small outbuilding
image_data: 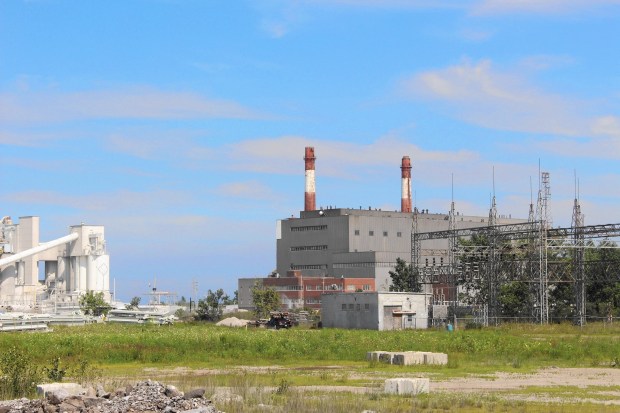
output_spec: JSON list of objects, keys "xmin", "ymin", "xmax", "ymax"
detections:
[{"xmin": 321, "ymin": 292, "xmax": 431, "ymax": 330}]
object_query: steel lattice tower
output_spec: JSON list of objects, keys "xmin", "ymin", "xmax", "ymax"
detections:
[
  {"xmin": 572, "ymin": 186, "xmax": 585, "ymax": 326},
  {"xmin": 535, "ymin": 171, "xmax": 551, "ymax": 324}
]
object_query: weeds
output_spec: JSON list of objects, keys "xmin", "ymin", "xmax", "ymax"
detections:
[
  {"xmin": 274, "ymin": 378, "xmax": 289, "ymax": 394},
  {"xmin": 0, "ymin": 346, "xmax": 42, "ymax": 399},
  {"xmin": 44, "ymin": 357, "xmax": 67, "ymax": 382}
]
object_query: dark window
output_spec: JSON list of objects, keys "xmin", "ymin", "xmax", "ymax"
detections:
[
  {"xmin": 397, "ymin": 232, "xmax": 402, "ymax": 237},
  {"xmin": 383, "ymin": 231, "xmax": 388, "ymax": 237},
  {"xmin": 354, "ymin": 230, "xmax": 360, "ymax": 236},
  {"xmin": 369, "ymin": 231, "xmax": 374, "ymax": 236}
]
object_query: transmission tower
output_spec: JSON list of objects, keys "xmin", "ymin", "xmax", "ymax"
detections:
[
  {"xmin": 448, "ymin": 176, "xmax": 457, "ymax": 304},
  {"xmin": 411, "ymin": 206, "xmax": 422, "ymax": 296},
  {"xmin": 572, "ymin": 178, "xmax": 585, "ymax": 326},
  {"xmin": 487, "ymin": 191, "xmax": 499, "ymax": 325},
  {"xmin": 535, "ymin": 171, "xmax": 551, "ymax": 324}
]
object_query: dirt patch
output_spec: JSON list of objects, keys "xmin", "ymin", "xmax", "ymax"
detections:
[{"xmin": 431, "ymin": 367, "xmax": 620, "ymax": 392}]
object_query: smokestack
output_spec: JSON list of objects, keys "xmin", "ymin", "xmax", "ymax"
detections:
[
  {"xmin": 304, "ymin": 147, "xmax": 316, "ymax": 211},
  {"xmin": 401, "ymin": 156, "xmax": 412, "ymax": 213}
]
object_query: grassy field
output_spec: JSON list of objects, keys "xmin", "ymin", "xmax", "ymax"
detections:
[{"xmin": 0, "ymin": 322, "xmax": 619, "ymax": 412}]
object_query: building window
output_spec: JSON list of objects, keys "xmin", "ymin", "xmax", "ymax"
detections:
[
  {"xmin": 383, "ymin": 231, "xmax": 388, "ymax": 237},
  {"xmin": 369, "ymin": 230, "xmax": 374, "ymax": 236},
  {"xmin": 440, "ymin": 257, "xmax": 444, "ymax": 265},
  {"xmin": 356, "ymin": 304, "xmax": 361, "ymax": 311},
  {"xmin": 348, "ymin": 303, "xmax": 354, "ymax": 310},
  {"xmin": 291, "ymin": 264, "xmax": 327, "ymax": 270},
  {"xmin": 425, "ymin": 258, "xmax": 429, "ymax": 267},
  {"xmin": 354, "ymin": 230, "xmax": 360, "ymax": 236},
  {"xmin": 342, "ymin": 304, "xmax": 347, "ymax": 311},
  {"xmin": 364, "ymin": 303, "xmax": 370, "ymax": 311},
  {"xmin": 432, "ymin": 258, "xmax": 436, "ymax": 266},
  {"xmin": 397, "ymin": 232, "xmax": 402, "ymax": 237},
  {"xmin": 290, "ymin": 245, "xmax": 328, "ymax": 252},
  {"xmin": 291, "ymin": 225, "xmax": 327, "ymax": 232},
  {"xmin": 363, "ymin": 284, "xmax": 370, "ymax": 291}
]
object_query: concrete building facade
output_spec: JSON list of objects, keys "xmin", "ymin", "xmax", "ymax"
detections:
[
  {"xmin": 321, "ymin": 292, "xmax": 431, "ymax": 330},
  {"xmin": 277, "ymin": 207, "xmax": 524, "ymax": 296}
]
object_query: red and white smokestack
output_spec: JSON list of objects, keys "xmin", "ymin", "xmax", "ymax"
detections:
[
  {"xmin": 304, "ymin": 147, "xmax": 316, "ymax": 211},
  {"xmin": 401, "ymin": 155, "xmax": 412, "ymax": 213}
]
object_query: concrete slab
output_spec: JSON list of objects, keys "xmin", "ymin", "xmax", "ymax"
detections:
[
  {"xmin": 384, "ymin": 378, "xmax": 430, "ymax": 395},
  {"xmin": 370, "ymin": 351, "xmax": 448, "ymax": 366},
  {"xmin": 36, "ymin": 383, "xmax": 86, "ymax": 398}
]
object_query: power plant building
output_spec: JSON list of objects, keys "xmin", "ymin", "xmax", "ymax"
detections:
[{"xmin": 240, "ymin": 147, "xmax": 525, "ymax": 310}]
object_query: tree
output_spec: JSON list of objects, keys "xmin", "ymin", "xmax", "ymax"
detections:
[
  {"xmin": 585, "ymin": 240, "xmax": 620, "ymax": 319},
  {"xmin": 498, "ymin": 281, "xmax": 532, "ymax": 318},
  {"xmin": 195, "ymin": 288, "xmax": 226, "ymax": 321},
  {"xmin": 79, "ymin": 291, "xmax": 112, "ymax": 316},
  {"xmin": 125, "ymin": 296, "xmax": 141, "ymax": 310},
  {"xmin": 222, "ymin": 290, "xmax": 238, "ymax": 305},
  {"xmin": 251, "ymin": 283, "xmax": 280, "ymax": 318},
  {"xmin": 389, "ymin": 258, "xmax": 421, "ymax": 292}
]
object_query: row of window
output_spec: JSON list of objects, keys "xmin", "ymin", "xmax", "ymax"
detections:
[
  {"xmin": 290, "ymin": 264, "xmax": 328, "ymax": 270},
  {"xmin": 341, "ymin": 303, "xmax": 371, "ymax": 311},
  {"xmin": 354, "ymin": 230, "xmax": 403, "ymax": 237},
  {"xmin": 291, "ymin": 225, "xmax": 327, "ymax": 232},
  {"xmin": 273, "ymin": 285, "xmax": 303, "ymax": 291},
  {"xmin": 290, "ymin": 245, "xmax": 328, "ymax": 252},
  {"xmin": 333, "ymin": 262, "xmax": 397, "ymax": 268}
]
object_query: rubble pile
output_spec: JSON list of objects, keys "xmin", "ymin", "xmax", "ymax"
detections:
[{"xmin": 0, "ymin": 380, "xmax": 220, "ymax": 413}]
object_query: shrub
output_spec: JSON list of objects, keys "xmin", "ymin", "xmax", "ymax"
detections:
[
  {"xmin": 0, "ymin": 346, "xmax": 42, "ymax": 399},
  {"xmin": 44, "ymin": 357, "xmax": 67, "ymax": 382}
]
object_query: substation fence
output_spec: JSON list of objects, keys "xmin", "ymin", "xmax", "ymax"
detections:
[{"xmin": 412, "ymin": 220, "xmax": 620, "ymax": 326}]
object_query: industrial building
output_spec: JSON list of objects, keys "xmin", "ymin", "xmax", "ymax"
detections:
[
  {"xmin": 238, "ymin": 271, "xmax": 375, "ymax": 310},
  {"xmin": 239, "ymin": 146, "xmax": 525, "ymax": 311},
  {"xmin": 321, "ymin": 292, "xmax": 431, "ymax": 330},
  {"xmin": 0, "ymin": 216, "xmax": 110, "ymax": 310}
]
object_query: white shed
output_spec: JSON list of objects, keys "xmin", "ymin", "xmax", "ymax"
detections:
[{"xmin": 320, "ymin": 292, "xmax": 431, "ymax": 330}]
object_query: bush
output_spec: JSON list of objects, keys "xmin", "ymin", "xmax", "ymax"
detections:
[
  {"xmin": 0, "ymin": 346, "xmax": 42, "ymax": 399},
  {"xmin": 44, "ymin": 357, "xmax": 67, "ymax": 382}
]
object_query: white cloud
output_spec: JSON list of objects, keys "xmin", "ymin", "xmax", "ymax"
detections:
[
  {"xmin": 218, "ymin": 135, "xmax": 479, "ymax": 179},
  {"xmin": 0, "ymin": 130, "xmax": 58, "ymax": 147},
  {"xmin": 472, "ymin": 0, "xmax": 620, "ymax": 15},
  {"xmin": 403, "ymin": 59, "xmax": 618, "ymax": 139},
  {"xmin": 0, "ymin": 86, "xmax": 263, "ymax": 124},
  {"xmin": 215, "ymin": 181, "xmax": 282, "ymax": 202},
  {"xmin": 3, "ymin": 189, "xmax": 193, "ymax": 212}
]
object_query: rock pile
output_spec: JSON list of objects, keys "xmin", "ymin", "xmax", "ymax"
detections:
[{"xmin": 0, "ymin": 380, "xmax": 219, "ymax": 413}]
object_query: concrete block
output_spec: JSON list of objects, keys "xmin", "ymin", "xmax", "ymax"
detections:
[
  {"xmin": 366, "ymin": 351, "xmax": 381, "ymax": 361},
  {"xmin": 384, "ymin": 378, "xmax": 429, "ymax": 395},
  {"xmin": 369, "ymin": 350, "xmax": 448, "ymax": 366},
  {"xmin": 378, "ymin": 352, "xmax": 396, "ymax": 364},
  {"xmin": 392, "ymin": 352, "xmax": 426, "ymax": 365},
  {"xmin": 37, "ymin": 383, "xmax": 86, "ymax": 398},
  {"xmin": 424, "ymin": 352, "xmax": 448, "ymax": 365}
]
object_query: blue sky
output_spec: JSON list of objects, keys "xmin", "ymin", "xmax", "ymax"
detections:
[{"xmin": 1, "ymin": 0, "xmax": 619, "ymax": 301}]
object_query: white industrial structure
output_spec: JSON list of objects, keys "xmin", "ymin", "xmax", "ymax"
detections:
[{"xmin": 0, "ymin": 216, "xmax": 110, "ymax": 310}]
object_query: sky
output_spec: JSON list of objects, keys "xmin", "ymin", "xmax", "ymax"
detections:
[{"xmin": 1, "ymin": 0, "xmax": 619, "ymax": 302}]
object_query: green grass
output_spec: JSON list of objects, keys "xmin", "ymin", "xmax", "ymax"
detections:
[
  {"xmin": 1, "ymin": 322, "xmax": 620, "ymax": 411},
  {"xmin": 2, "ymin": 322, "xmax": 615, "ymax": 371}
]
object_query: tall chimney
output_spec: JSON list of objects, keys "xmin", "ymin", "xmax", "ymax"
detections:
[
  {"xmin": 401, "ymin": 156, "xmax": 412, "ymax": 213},
  {"xmin": 304, "ymin": 147, "xmax": 316, "ymax": 211}
]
